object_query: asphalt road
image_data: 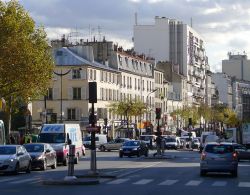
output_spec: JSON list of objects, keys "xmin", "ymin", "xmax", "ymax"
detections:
[{"xmin": 0, "ymin": 149, "xmax": 250, "ymax": 195}]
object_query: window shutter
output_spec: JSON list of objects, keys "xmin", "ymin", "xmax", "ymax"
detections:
[
  {"xmin": 81, "ymin": 87, "xmax": 87, "ymax": 99},
  {"xmin": 53, "ymin": 88, "xmax": 59, "ymax": 100},
  {"xmin": 82, "ymin": 69, "xmax": 87, "ymax": 80},
  {"xmin": 69, "ymin": 71, "xmax": 72, "ymax": 79},
  {"xmin": 76, "ymin": 108, "xmax": 81, "ymax": 120},
  {"xmin": 68, "ymin": 87, "xmax": 73, "ymax": 100}
]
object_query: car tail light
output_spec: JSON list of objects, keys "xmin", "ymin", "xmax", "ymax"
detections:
[
  {"xmin": 232, "ymin": 152, "xmax": 237, "ymax": 160},
  {"xmin": 201, "ymin": 152, "xmax": 206, "ymax": 160}
]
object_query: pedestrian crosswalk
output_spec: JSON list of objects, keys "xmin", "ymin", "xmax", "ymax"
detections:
[
  {"xmin": 106, "ymin": 178, "xmax": 250, "ymax": 188},
  {"xmin": 1, "ymin": 175, "xmax": 250, "ymax": 188},
  {"xmin": 0, "ymin": 176, "xmax": 42, "ymax": 185}
]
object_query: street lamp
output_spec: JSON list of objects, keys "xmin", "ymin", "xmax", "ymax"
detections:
[
  {"xmin": 53, "ymin": 68, "xmax": 72, "ymax": 123},
  {"xmin": 146, "ymin": 89, "xmax": 158, "ymax": 134}
]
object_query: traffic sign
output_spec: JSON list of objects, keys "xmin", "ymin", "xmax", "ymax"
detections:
[{"xmin": 86, "ymin": 126, "xmax": 100, "ymax": 132}]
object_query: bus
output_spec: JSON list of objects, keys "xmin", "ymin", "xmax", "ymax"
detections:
[{"xmin": 0, "ymin": 120, "xmax": 6, "ymax": 145}]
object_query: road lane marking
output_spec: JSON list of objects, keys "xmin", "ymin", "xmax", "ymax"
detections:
[
  {"xmin": 212, "ymin": 181, "xmax": 227, "ymax": 187},
  {"xmin": 185, "ymin": 180, "xmax": 202, "ymax": 186},
  {"xmin": 117, "ymin": 162, "xmax": 161, "ymax": 178},
  {"xmin": 10, "ymin": 178, "xmax": 39, "ymax": 184},
  {"xmin": 239, "ymin": 182, "xmax": 250, "ymax": 187},
  {"xmin": 159, "ymin": 179, "xmax": 178, "ymax": 186},
  {"xmin": 133, "ymin": 179, "xmax": 153, "ymax": 185},
  {"xmin": 107, "ymin": 179, "xmax": 129, "ymax": 184}
]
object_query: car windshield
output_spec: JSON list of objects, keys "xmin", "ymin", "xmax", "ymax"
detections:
[
  {"xmin": 0, "ymin": 147, "xmax": 16, "ymax": 155},
  {"xmin": 123, "ymin": 141, "xmax": 140, "ymax": 146},
  {"xmin": 84, "ymin": 136, "xmax": 99, "ymax": 141},
  {"xmin": 38, "ymin": 133, "xmax": 65, "ymax": 143},
  {"xmin": 205, "ymin": 144, "xmax": 233, "ymax": 154},
  {"xmin": 140, "ymin": 136, "xmax": 152, "ymax": 141},
  {"xmin": 24, "ymin": 144, "xmax": 44, "ymax": 152},
  {"xmin": 165, "ymin": 138, "xmax": 176, "ymax": 142}
]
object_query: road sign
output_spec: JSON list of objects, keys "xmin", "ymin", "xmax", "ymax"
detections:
[{"xmin": 86, "ymin": 126, "xmax": 100, "ymax": 132}]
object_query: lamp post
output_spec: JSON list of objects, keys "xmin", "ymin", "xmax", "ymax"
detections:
[
  {"xmin": 146, "ymin": 89, "xmax": 158, "ymax": 134},
  {"xmin": 53, "ymin": 68, "xmax": 71, "ymax": 123}
]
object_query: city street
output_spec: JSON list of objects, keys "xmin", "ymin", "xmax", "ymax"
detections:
[{"xmin": 0, "ymin": 149, "xmax": 250, "ymax": 195}]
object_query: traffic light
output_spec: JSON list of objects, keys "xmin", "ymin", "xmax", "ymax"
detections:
[
  {"xmin": 89, "ymin": 114, "xmax": 97, "ymax": 125},
  {"xmin": 155, "ymin": 108, "xmax": 161, "ymax": 119}
]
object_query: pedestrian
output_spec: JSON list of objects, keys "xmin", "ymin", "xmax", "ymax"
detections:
[
  {"xmin": 153, "ymin": 135, "xmax": 162, "ymax": 157},
  {"xmin": 9, "ymin": 135, "xmax": 15, "ymax": 144}
]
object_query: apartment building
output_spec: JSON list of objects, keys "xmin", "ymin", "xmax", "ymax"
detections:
[
  {"xmin": 32, "ymin": 45, "xmax": 120, "ymax": 137},
  {"xmin": 32, "ymin": 38, "xmax": 161, "ymax": 137},
  {"xmin": 222, "ymin": 53, "xmax": 250, "ymax": 81},
  {"xmin": 211, "ymin": 73, "xmax": 233, "ymax": 109},
  {"xmin": 232, "ymin": 79, "xmax": 250, "ymax": 121},
  {"xmin": 133, "ymin": 16, "xmax": 209, "ymax": 106}
]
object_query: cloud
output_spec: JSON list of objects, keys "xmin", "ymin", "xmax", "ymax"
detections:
[{"xmin": 18, "ymin": 0, "xmax": 250, "ymax": 72}]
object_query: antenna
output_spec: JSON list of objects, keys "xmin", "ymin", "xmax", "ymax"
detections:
[
  {"xmin": 135, "ymin": 12, "xmax": 138, "ymax": 25},
  {"xmin": 190, "ymin": 17, "xmax": 193, "ymax": 27},
  {"xmin": 98, "ymin": 25, "xmax": 102, "ymax": 41}
]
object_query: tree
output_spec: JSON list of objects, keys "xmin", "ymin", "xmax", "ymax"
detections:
[
  {"xmin": 0, "ymin": 0, "xmax": 54, "ymax": 102},
  {"xmin": 108, "ymin": 99, "xmax": 147, "ymax": 137}
]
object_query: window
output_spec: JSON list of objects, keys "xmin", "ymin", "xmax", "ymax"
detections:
[
  {"xmin": 47, "ymin": 88, "xmax": 53, "ymax": 100},
  {"xmin": 73, "ymin": 88, "xmax": 81, "ymax": 100},
  {"xmin": 72, "ymin": 69, "xmax": 81, "ymax": 79},
  {"xmin": 67, "ymin": 108, "xmax": 76, "ymax": 120}
]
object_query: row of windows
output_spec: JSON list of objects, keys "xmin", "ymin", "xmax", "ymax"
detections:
[
  {"xmin": 47, "ymin": 87, "xmax": 87, "ymax": 100},
  {"xmin": 100, "ymin": 70, "xmax": 119, "ymax": 84},
  {"xmin": 122, "ymin": 76, "xmax": 154, "ymax": 91},
  {"xmin": 118, "ymin": 55, "xmax": 152, "ymax": 72}
]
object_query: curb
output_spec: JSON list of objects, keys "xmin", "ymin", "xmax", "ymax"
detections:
[
  {"xmin": 42, "ymin": 177, "xmax": 100, "ymax": 185},
  {"xmin": 75, "ymin": 174, "xmax": 117, "ymax": 179}
]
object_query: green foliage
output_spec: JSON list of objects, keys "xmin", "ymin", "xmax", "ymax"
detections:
[
  {"xmin": 0, "ymin": 0, "xmax": 54, "ymax": 103},
  {"xmin": 108, "ymin": 99, "xmax": 146, "ymax": 118}
]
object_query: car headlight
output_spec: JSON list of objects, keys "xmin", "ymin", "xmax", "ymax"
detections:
[
  {"xmin": 4, "ymin": 158, "xmax": 15, "ymax": 163},
  {"xmin": 119, "ymin": 148, "xmax": 123, "ymax": 151},
  {"xmin": 132, "ymin": 148, "xmax": 138, "ymax": 151},
  {"xmin": 36, "ymin": 155, "xmax": 44, "ymax": 160}
]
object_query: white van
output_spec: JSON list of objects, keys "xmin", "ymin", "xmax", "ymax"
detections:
[
  {"xmin": 200, "ymin": 131, "xmax": 217, "ymax": 152},
  {"xmin": 83, "ymin": 134, "xmax": 107, "ymax": 149},
  {"xmin": 38, "ymin": 123, "xmax": 83, "ymax": 166}
]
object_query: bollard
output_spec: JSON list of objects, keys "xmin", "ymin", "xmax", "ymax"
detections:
[{"xmin": 67, "ymin": 145, "xmax": 75, "ymax": 176}]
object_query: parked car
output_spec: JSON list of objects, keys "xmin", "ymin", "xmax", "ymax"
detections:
[
  {"xmin": 119, "ymin": 140, "xmax": 148, "ymax": 158},
  {"xmin": 23, "ymin": 143, "xmax": 57, "ymax": 170},
  {"xmin": 233, "ymin": 143, "xmax": 250, "ymax": 161},
  {"xmin": 200, "ymin": 142, "xmax": 238, "ymax": 177},
  {"xmin": 164, "ymin": 136, "xmax": 181, "ymax": 150},
  {"xmin": 99, "ymin": 138, "xmax": 130, "ymax": 151},
  {"xmin": 83, "ymin": 134, "xmax": 107, "ymax": 149},
  {"xmin": 191, "ymin": 138, "xmax": 200, "ymax": 149},
  {"xmin": 139, "ymin": 135, "xmax": 156, "ymax": 149},
  {"xmin": 0, "ymin": 145, "xmax": 31, "ymax": 174}
]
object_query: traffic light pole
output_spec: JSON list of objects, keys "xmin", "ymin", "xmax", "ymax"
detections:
[{"xmin": 90, "ymin": 102, "xmax": 97, "ymax": 174}]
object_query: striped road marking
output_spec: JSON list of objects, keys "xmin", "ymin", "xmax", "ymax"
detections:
[
  {"xmin": 159, "ymin": 179, "xmax": 178, "ymax": 186},
  {"xmin": 238, "ymin": 182, "xmax": 250, "ymax": 187},
  {"xmin": 107, "ymin": 179, "xmax": 129, "ymax": 185},
  {"xmin": 9, "ymin": 178, "xmax": 39, "ymax": 184},
  {"xmin": 133, "ymin": 179, "xmax": 153, "ymax": 185},
  {"xmin": 212, "ymin": 181, "xmax": 227, "ymax": 187},
  {"xmin": 185, "ymin": 180, "xmax": 202, "ymax": 186}
]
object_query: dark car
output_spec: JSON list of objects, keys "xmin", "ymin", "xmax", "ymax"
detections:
[
  {"xmin": 200, "ymin": 142, "xmax": 238, "ymax": 177},
  {"xmin": 99, "ymin": 138, "xmax": 130, "ymax": 151},
  {"xmin": 233, "ymin": 143, "xmax": 250, "ymax": 161},
  {"xmin": 24, "ymin": 143, "xmax": 57, "ymax": 170},
  {"xmin": 119, "ymin": 140, "xmax": 148, "ymax": 158}
]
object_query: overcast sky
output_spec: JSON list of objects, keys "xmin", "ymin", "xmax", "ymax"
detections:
[{"xmin": 18, "ymin": 0, "xmax": 250, "ymax": 73}]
